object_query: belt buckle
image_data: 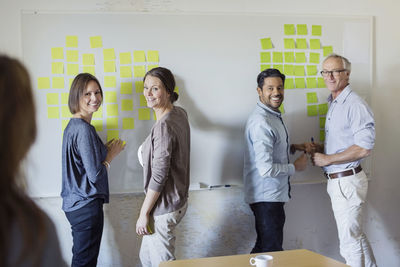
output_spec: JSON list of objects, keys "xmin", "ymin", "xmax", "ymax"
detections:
[{"xmin": 325, "ymin": 172, "xmax": 332, "ymax": 179}]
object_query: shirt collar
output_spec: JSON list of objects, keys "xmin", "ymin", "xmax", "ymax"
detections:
[
  {"xmin": 257, "ymin": 100, "xmax": 282, "ymax": 117},
  {"xmin": 327, "ymin": 85, "xmax": 352, "ymax": 104}
]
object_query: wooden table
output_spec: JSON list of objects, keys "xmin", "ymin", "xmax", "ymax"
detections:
[{"xmin": 159, "ymin": 249, "xmax": 349, "ymax": 267}]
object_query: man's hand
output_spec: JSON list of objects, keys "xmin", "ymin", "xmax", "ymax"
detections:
[
  {"xmin": 294, "ymin": 153, "xmax": 308, "ymax": 171},
  {"xmin": 312, "ymin": 152, "xmax": 331, "ymax": 167}
]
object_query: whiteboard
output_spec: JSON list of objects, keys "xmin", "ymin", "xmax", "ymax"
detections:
[{"xmin": 21, "ymin": 12, "xmax": 373, "ymax": 197}]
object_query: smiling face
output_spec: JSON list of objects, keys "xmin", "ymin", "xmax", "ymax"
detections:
[
  {"xmin": 322, "ymin": 57, "xmax": 350, "ymax": 98},
  {"xmin": 78, "ymin": 80, "xmax": 102, "ymax": 116},
  {"xmin": 143, "ymin": 75, "xmax": 171, "ymax": 110},
  {"xmin": 257, "ymin": 76, "xmax": 284, "ymax": 112}
]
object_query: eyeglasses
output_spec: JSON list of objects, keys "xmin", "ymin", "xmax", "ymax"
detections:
[{"xmin": 320, "ymin": 69, "xmax": 347, "ymax": 77}]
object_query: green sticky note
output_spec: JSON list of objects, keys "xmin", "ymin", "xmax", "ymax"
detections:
[
  {"xmin": 284, "ymin": 64, "xmax": 294, "ymax": 76},
  {"xmin": 52, "ymin": 77, "xmax": 64, "ymax": 89},
  {"xmin": 121, "ymin": 99, "xmax": 133, "ymax": 111},
  {"xmin": 52, "ymin": 62, "xmax": 64, "ymax": 74},
  {"xmin": 297, "ymin": 24, "xmax": 307, "ymax": 35},
  {"xmin": 62, "ymin": 119, "xmax": 70, "ymax": 131},
  {"xmin": 103, "ymin": 48, "xmax": 115, "ymax": 61},
  {"xmin": 61, "ymin": 93, "xmax": 69, "ymax": 105},
  {"xmin": 107, "ymin": 104, "xmax": 119, "ymax": 116},
  {"xmin": 66, "ymin": 50, "xmax": 79, "ymax": 62},
  {"xmin": 122, "ymin": 117, "xmax": 135, "ymax": 130},
  {"xmin": 107, "ymin": 130, "xmax": 119, "ymax": 142},
  {"xmin": 104, "ymin": 61, "xmax": 116, "ymax": 73},
  {"xmin": 260, "ymin": 38, "xmax": 273, "ymax": 49},
  {"xmin": 306, "ymin": 78, "xmax": 317, "ymax": 88},
  {"xmin": 119, "ymin": 52, "xmax": 132, "ymax": 65},
  {"xmin": 295, "ymin": 78, "xmax": 305, "ymax": 89},
  {"xmin": 310, "ymin": 39, "xmax": 321, "ymax": 50},
  {"xmin": 323, "ymin": 46, "xmax": 333, "ymax": 57},
  {"xmin": 260, "ymin": 52, "xmax": 271, "ymax": 63},
  {"xmin": 91, "ymin": 119, "xmax": 103, "ymax": 132},
  {"xmin": 138, "ymin": 108, "xmax": 151, "ymax": 120},
  {"xmin": 296, "ymin": 38, "xmax": 307, "ymax": 49},
  {"xmin": 104, "ymin": 76, "xmax": 116, "ymax": 88},
  {"xmin": 294, "ymin": 65, "xmax": 304, "ymax": 76},
  {"xmin": 309, "ymin": 53, "xmax": 320, "ymax": 64},
  {"xmin": 134, "ymin": 66, "xmax": 146, "ymax": 78},
  {"xmin": 320, "ymin": 130, "xmax": 325, "ymax": 141},
  {"xmin": 306, "ymin": 92, "xmax": 318, "ymax": 103},
  {"xmin": 82, "ymin": 54, "xmax": 95, "ymax": 65},
  {"xmin": 67, "ymin": 64, "xmax": 79, "ymax": 76},
  {"xmin": 279, "ymin": 104, "xmax": 285, "ymax": 114},
  {"xmin": 284, "ymin": 24, "xmax": 295, "ymax": 35},
  {"xmin": 284, "ymin": 52, "xmax": 295, "ymax": 63},
  {"xmin": 105, "ymin": 91, "xmax": 117, "ymax": 103},
  {"xmin": 90, "ymin": 36, "xmax": 102, "ymax": 48},
  {"xmin": 148, "ymin": 65, "xmax": 159, "ymax": 71},
  {"xmin": 174, "ymin": 86, "xmax": 179, "ymax": 94},
  {"xmin": 135, "ymin": 81, "xmax": 144, "ymax": 93},
  {"xmin": 83, "ymin": 66, "xmax": 95, "ymax": 75},
  {"xmin": 93, "ymin": 106, "xmax": 103, "ymax": 118},
  {"xmin": 273, "ymin": 52, "xmax": 283, "ymax": 63},
  {"xmin": 285, "ymin": 78, "xmax": 294, "ymax": 89},
  {"xmin": 319, "ymin": 117, "xmax": 326, "ymax": 128},
  {"xmin": 318, "ymin": 103, "xmax": 328, "ymax": 115},
  {"xmin": 47, "ymin": 106, "xmax": 59, "ymax": 119},
  {"xmin": 307, "ymin": 65, "xmax": 318, "ymax": 76},
  {"xmin": 284, "ymin": 38, "xmax": 295, "ymax": 49},
  {"xmin": 133, "ymin": 51, "xmax": 146, "ymax": 62},
  {"xmin": 295, "ymin": 52, "xmax": 306, "ymax": 63},
  {"xmin": 312, "ymin": 25, "xmax": 322, "ymax": 36},
  {"xmin": 260, "ymin": 64, "xmax": 271, "ymax": 71},
  {"xmin": 66, "ymin": 36, "xmax": 78, "ymax": 48},
  {"xmin": 307, "ymin": 105, "xmax": 318, "ymax": 116},
  {"xmin": 61, "ymin": 106, "xmax": 72, "ymax": 118},
  {"xmin": 140, "ymin": 95, "xmax": 148, "ymax": 106},
  {"xmin": 106, "ymin": 117, "xmax": 119, "ymax": 129},
  {"xmin": 317, "ymin": 77, "xmax": 325, "ymax": 88},
  {"xmin": 147, "ymin": 51, "xmax": 159, "ymax": 62},
  {"xmin": 38, "ymin": 77, "xmax": 50, "ymax": 89},
  {"xmin": 121, "ymin": 82, "xmax": 133, "ymax": 94},
  {"xmin": 51, "ymin": 47, "xmax": 64, "ymax": 60},
  {"xmin": 120, "ymin": 66, "xmax": 132, "ymax": 78},
  {"xmin": 46, "ymin": 93, "xmax": 59, "ymax": 105},
  {"xmin": 273, "ymin": 64, "xmax": 283, "ymax": 73}
]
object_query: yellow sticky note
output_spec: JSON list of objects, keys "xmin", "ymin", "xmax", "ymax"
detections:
[
  {"xmin": 296, "ymin": 39, "xmax": 307, "ymax": 49},
  {"xmin": 260, "ymin": 52, "xmax": 271, "ymax": 63},
  {"xmin": 306, "ymin": 92, "xmax": 318, "ymax": 103},
  {"xmin": 273, "ymin": 64, "xmax": 283, "ymax": 73},
  {"xmin": 106, "ymin": 117, "xmax": 119, "ymax": 129},
  {"xmin": 51, "ymin": 47, "xmax": 64, "ymax": 60},
  {"xmin": 133, "ymin": 51, "xmax": 146, "ymax": 62},
  {"xmin": 91, "ymin": 119, "xmax": 103, "ymax": 132},
  {"xmin": 121, "ymin": 99, "xmax": 133, "ymax": 111},
  {"xmin": 82, "ymin": 54, "xmax": 95, "ymax": 65},
  {"xmin": 306, "ymin": 78, "xmax": 317, "ymax": 88},
  {"xmin": 148, "ymin": 64, "xmax": 159, "ymax": 71},
  {"xmin": 318, "ymin": 103, "xmax": 328, "ymax": 115},
  {"xmin": 295, "ymin": 78, "xmax": 305, "ymax": 88},
  {"xmin": 295, "ymin": 52, "xmax": 306, "ymax": 63},
  {"xmin": 52, "ymin": 77, "xmax": 64, "ymax": 89},
  {"xmin": 317, "ymin": 77, "xmax": 325, "ymax": 88},
  {"xmin": 120, "ymin": 52, "xmax": 132, "ymax": 65},
  {"xmin": 103, "ymin": 48, "xmax": 115, "ymax": 61},
  {"xmin": 66, "ymin": 50, "xmax": 79, "ymax": 62},
  {"xmin": 294, "ymin": 65, "xmax": 304, "ymax": 76},
  {"xmin": 135, "ymin": 81, "xmax": 144, "ymax": 93},
  {"xmin": 138, "ymin": 108, "xmax": 151, "ymax": 120},
  {"xmin": 120, "ymin": 66, "xmax": 132, "ymax": 78},
  {"xmin": 312, "ymin": 25, "xmax": 322, "ymax": 36},
  {"xmin": 140, "ymin": 95, "xmax": 147, "ymax": 106},
  {"xmin": 104, "ymin": 76, "xmax": 116, "ymax": 88},
  {"xmin": 284, "ymin": 52, "xmax": 295, "ymax": 63},
  {"xmin": 309, "ymin": 53, "xmax": 320, "ymax": 64},
  {"xmin": 83, "ymin": 66, "xmax": 95, "ymax": 75},
  {"xmin": 52, "ymin": 62, "xmax": 64, "ymax": 74},
  {"xmin": 107, "ymin": 130, "xmax": 119, "ymax": 142},
  {"xmin": 284, "ymin": 24, "xmax": 295, "ymax": 35},
  {"xmin": 121, "ymin": 82, "xmax": 133, "ymax": 94},
  {"xmin": 90, "ymin": 36, "xmax": 102, "ymax": 48},
  {"xmin": 122, "ymin": 117, "xmax": 135, "ymax": 130},
  {"xmin": 62, "ymin": 119, "xmax": 70, "ymax": 131},
  {"xmin": 320, "ymin": 130, "xmax": 325, "ymax": 141},
  {"xmin": 47, "ymin": 107, "xmax": 59, "ymax": 119},
  {"xmin": 93, "ymin": 106, "xmax": 103, "ymax": 118},
  {"xmin": 38, "ymin": 77, "xmax": 50, "ymax": 89},
  {"xmin": 61, "ymin": 106, "xmax": 72, "ymax": 118},
  {"xmin": 307, "ymin": 65, "xmax": 318, "ymax": 76},
  {"xmin": 174, "ymin": 86, "xmax": 179, "ymax": 94},
  {"xmin": 66, "ymin": 36, "xmax": 78, "ymax": 48},
  {"xmin": 61, "ymin": 93, "xmax": 69, "ymax": 104},
  {"xmin": 107, "ymin": 104, "xmax": 119, "ymax": 116},
  {"xmin": 47, "ymin": 93, "xmax": 59, "ymax": 105},
  {"xmin": 283, "ymin": 65, "xmax": 294, "ymax": 76},
  {"xmin": 272, "ymin": 52, "xmax": 283, "ymax": 63},
  {"xmin": 278, "ymin": 104, "xmax": 285, "ymax": 114},
  {"xmin": 260, "ymin": 64, "xmax": 271, "ymax": 72},
  {"xmin": 297, "ymin": 24, "xmax": 307, "ymax": 35},
  {"xmin": 307, "ymin": 105, "xmax": 318, "ymax": 116},
  {"xmin": 134, "ymin": 66, "xmax": 146, "ymax": 78},
  {"xmin": 319, "ymin": 117, "xmax": 326, "ymax": 129},
  {"xmin": 310, "ymin": 39, "xmax": 321, "ymax": 50},
  {"xmin": 323, "ymin": 46, "xmax": 333, "ymax": 57},
  {"xmin": 285, "ymin": 78, "xmax": 294, "ymax": 89},
  {"xmin": 147, "ymin": 51, "xmax": 159, "ymax": 62},
  {"xmin": 284, "ymin": 38, "xmax": 295, "ymax": 49},
  {"xmin": 105, "ymin": 91, "xmax": 117, "ymax": 103},
  {"xmin": 260, "ymin": 38, "xmax": 273, "ymax": 50},
  {"xmin": 67, "ymin": 64, "xmax": 79, "ymax": 76},
  {"xmin": 104, "ymin": 61, "xmax": 116, "ymax": 73}
]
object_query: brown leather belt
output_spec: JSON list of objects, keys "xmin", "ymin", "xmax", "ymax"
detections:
[{"xmin": 325, "ymin": 165, "xmax": 362, "ymax": 179}]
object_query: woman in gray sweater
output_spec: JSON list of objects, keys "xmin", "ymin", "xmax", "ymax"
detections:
[{"xmin": 136, "ymin": 67, "xmax": 190, "ymax": 267}]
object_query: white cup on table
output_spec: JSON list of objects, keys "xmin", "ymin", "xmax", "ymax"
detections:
[{"xmin": 249, "ymin": 254, "xmax": 273, "ymax": 267}]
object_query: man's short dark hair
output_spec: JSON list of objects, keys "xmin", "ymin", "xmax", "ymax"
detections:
[{"xmin": 257, "ymin": 68, "xmax": 285, "ymax": 89}]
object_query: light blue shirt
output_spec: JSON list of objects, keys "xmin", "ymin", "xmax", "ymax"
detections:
[
  {"xmin": 243, "ymin": 101, "xmax": 295, "ymax": 204},
  {"xmin": 324, "ymin": 85, "xmax": 375, "ymax": 173}
]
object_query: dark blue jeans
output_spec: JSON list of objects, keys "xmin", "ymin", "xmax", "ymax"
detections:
[
  {"xmin": 250, "ymin": 202, "xmax": 285, "ymax": 253},
  {"xmin": 65, "ymin": 199, "xmax": 104, "ymax": 267}
]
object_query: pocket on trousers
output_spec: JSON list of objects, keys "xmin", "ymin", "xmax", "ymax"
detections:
[{"xmin": 338, "ymin": 176, "xmax": 367, "ymax": 204}]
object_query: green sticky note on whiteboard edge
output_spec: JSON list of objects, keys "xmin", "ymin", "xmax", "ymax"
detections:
[
  {"xmin": 284, "ymin": 24, "xmax": 295, "ymax": 35},
  {"xmin": 295, "ymin": 78, "xmax": 305, "ymax": 89},
  {"xmin": 319, "ymin": 117, "xmax": 326, "ymax": 128},
  {"xmin": 260, "ymin": 38, "xmax": 273, "ymax": 50},
  {"xmin": 260, "ymin": 52, "xmax": 271, "ymax": 63},
  {"xmin": 323, "ymin": 46, "xmax": 333, "ymax": 57},
  {"xmin": 297, "ymin": 24, "xmax": 307, "ymax": 35},
  {"xmin": 307, "ymin": 105, "xmax": 318, "ymax": 116},
  {"xmin": 285, "ymin": 78, "xmax": 294, "ymax": 89},
  {"xmin": 312, "ymin": 25, "xmax": 322, "ymax": 36},
  {"xmin": 318, "ymin": 103, "xmax": 328, "ymax": 115},
  {"xmin": 306, "ymin": 92, "xmax": 318, "ymax": 103}
]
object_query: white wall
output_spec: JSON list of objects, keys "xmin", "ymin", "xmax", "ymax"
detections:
[{"xmin": 1, "ymin": 1, "xmax": 400, "ymax": 266}]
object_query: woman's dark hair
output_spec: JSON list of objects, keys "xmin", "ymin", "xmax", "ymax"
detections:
[
  {"xmin": 68, "ymin": 73, "xmax": 103, "ymax": 114},
  {"xmin": 257, "ymin": 68, "xmax": 286, "ymax": 89},
  {"xmin": 143, "ymin": 67, "xmax": 178, "ymax": 103}
]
